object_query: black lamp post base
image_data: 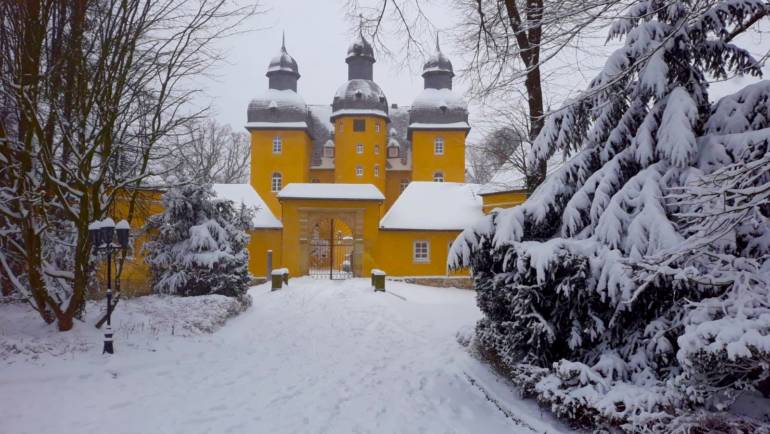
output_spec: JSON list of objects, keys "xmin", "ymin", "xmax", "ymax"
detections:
[{"xmin": 103, "ymin": 325, "xmax": 114, "ymax": 354}]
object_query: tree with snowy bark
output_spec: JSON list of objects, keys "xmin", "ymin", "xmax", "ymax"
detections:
[
  {"xmin": 451, "ymin": 1, "xmax": 770, "ymax": 432},
  {"xmin": 144, "ymin": 184, "xmax": 253, "ymax": 298}
]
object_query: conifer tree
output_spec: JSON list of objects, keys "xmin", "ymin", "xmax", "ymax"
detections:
[
  {"xmin": 145, "ymin": 184, "xmax": 254, "ymax": 298},
  {"xmin": 452, "ymin": 0, "xmax": 770, "ymax": 431}
]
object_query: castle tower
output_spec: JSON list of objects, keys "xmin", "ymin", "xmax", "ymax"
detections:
[
  {"xmin": 247, "ymin": 34, "xmax": 312, "ymax": 217},
  {"xmin": 408, "ymin": 35, "xmax": 469, "ymax": 183},
  {"xmin": 330, "ymin": 31, "xmax": 389, "ymax": 193}
]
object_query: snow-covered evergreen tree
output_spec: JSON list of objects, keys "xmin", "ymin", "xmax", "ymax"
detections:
[
  {"xmin": 144, "ymin": 184, "xmax": 254, "ymax": 298},
  {"xmin": 451, "ymin": 1, "xmax": 770, "ymax": 431}
]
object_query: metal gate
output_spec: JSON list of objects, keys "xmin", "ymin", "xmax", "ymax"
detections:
[{"xmin": 308, "ymin": 218, "xmax": 354, "ymax": 279}]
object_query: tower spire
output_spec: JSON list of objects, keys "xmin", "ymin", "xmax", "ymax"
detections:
[
  {"xmin": 281, "ymin": 30, "xmax": 286, "ymax": 52},
  {"xmin": 436, "ymin": 32, "xmax": 440, "ymax": 53}
]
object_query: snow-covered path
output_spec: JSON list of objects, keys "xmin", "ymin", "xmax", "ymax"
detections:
[{"xmin": 1, "ymin": 278, "xmax": 571, "ymax": 434}]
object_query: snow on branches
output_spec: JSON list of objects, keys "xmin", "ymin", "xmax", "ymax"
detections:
[{"xmin": 452, "ymin": 0, "xmax": 770, "ymax": 431}]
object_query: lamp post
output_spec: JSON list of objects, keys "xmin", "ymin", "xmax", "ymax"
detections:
[{"xmin": 89, "ymin": 218, "xmax": 131, "ymax": 355}]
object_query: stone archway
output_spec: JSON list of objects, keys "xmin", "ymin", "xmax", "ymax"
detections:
[{"xmin": 297, "ymin": 208, "xmax": 365, "ymax": 277}]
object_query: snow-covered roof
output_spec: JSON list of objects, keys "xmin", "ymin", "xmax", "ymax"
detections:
[
  {"xmin": 277, "ymin": 183, "xmax": 385, "ymax": 201},
  {"xmin": 380, "ymin": 182, "xmax": 483, "ymax": 230},
  {"xmin": 479, "ymin": 155, "xmax": 565, "ymax": 195},
  {"xmin": 211, "ymin": 184, "xmax": 282, "ymax": 229},
  {"xmin": 245, "ymin": 121, "xmax": 308, "ymax": 130},
  {"xmin": 409, "ymin": 122, "xmax": 469, "ymax": 130},
  {"xmin": 247, "ymin": 88, "xmax": 307, "ymax": 125}
]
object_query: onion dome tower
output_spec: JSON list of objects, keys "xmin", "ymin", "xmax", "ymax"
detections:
[
  {"xmin": 247, "ymin": 33, "xmax": 307, "ymax": 124},
  {"xmin": 409, "ymin": 34, "xmax": 468, "ymax": 126},
  {"xmin": 331, "ymin": 31, "xmax": 389, "ymax": 120}
]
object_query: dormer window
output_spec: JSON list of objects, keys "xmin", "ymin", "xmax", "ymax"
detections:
[
  {"xmin": 353, "ymin": 119, "xmax": 365, "ymax": 132},
  {"xmin": 324, "ymin": 147, "xmax": 334, "ymax": 158},
  {"xmin": 388, "ymin": 146, "xmax": 399, "ymax": 158},
  {"xmin": 355, "ymin": 90, "xmax": 363, "ymax": 99},
  {"xmin": 272, "ymin": 136, "xmax": 282, "ymax": 154},
  {"xmin": 434, "ymin": 136, "xmax": 444, "ymax": 155}
]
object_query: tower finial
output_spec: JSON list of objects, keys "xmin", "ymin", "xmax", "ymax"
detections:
[
  {"xmin": 436, "ymin": 32, "xmax": 440, "ymax": 52},
  {"xmin": 281, "ymin": 30, "xmax": 286, "ymax": 52}
]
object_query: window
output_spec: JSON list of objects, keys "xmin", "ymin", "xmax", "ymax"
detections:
[
  {"xmin": 433, "ymin": 171, "xmax": 444, "ymax": 182},
  {"xmin": 353, "ymin": 119, "xmax": 365, "ymax": 132},
  {"xmin": 374, "ymin": 164, "xmax": 380, "ymax": 177},
  {"xmin": 324, "ymin": 147, "xmax": 334, "ymax": 158},
  {"xmin": 311, "ymin": 178, "xmax": 320, "ymax": 183},
  {"xmin": 355, "ymin": 165, "xmax": 363, "ymax": 177},
  {"xmin": 413, "ymin": 240, "xmax": 430, "ymax": 263},
  {"xmin": 272, "ymin": 136, "xmax": 282, "ymax": 154},
  {"xmin": 271, "ymin": 173, "xmax": 282, "ymax": 192},
  {"xmin": 388, "ymin": 146, "xmax": 399, "ymax": 158},
  {"xmin": 434, "ymin": 136, "xmax": 444, "ymax": 155},
  {"xmin": 400, "ymin": 179, "xmax": 410, "ymax": 192},
  {"xmin": 374, "ymin": 144, "xmax": 380, "ymax": 155},
  {"xmin": 356, "ymin": 143, "xmax": 364, "ymax": 154},
  {"xmin": 375, "ymin": 122, "xmax": 381, "ymax": 133}
]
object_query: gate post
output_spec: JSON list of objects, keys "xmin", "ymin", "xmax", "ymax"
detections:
[{"xmin": 266, "ymin": 250, "xmax": 272, "ymax": 280}]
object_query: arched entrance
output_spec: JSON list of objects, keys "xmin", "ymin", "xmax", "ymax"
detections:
[{"xmin": 308, "ymin": 217, "xmax": 354, "ymax": 279}]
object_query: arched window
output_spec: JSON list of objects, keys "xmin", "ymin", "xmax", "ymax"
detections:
[
  {"xmin": 374, "ymin": 164, "xmax": 380, "ymax": 177},
  {"xmin": 355, "ymin": 165, "xmax": 364, "ymax": 177},
  {"xmin": 271, "ymin": 172, "xmax": 282, "ymax": 192},
  {"xmin": 434, "ymin": 136, "xmax": 444, "ymax": 155},
  {"xmin": 272, "ymin": 136, "xmax": 282, "ymax": 154},
  {"xmin": 433, "ymin": 171, "xmax": 444, "ymax": 182}
]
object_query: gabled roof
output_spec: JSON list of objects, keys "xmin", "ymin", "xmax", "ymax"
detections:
[
  {"xmin": 211, "ymin": 184, "xmax": 282, "ymax": 229},
  {"xmin": 277, "ymin": 183, "xmax": 384, "ymax": 201},
  {"xmin": 380, "ymin": 182, "xmax": 483, "ymax": 230}
]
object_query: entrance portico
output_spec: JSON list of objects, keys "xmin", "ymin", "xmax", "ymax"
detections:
[{"xmin": 277, "ymin": 184, "xmax": 384, "ymax": 277}]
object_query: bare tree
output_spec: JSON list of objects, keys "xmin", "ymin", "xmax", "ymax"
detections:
[
  {"xmin": 348, "ymin": 0, "xmax": 623, "ymax": 190},
  {"xmin": 166, "ymin": 118, "xmax": 251, "ymax": 184},
  {"xmin": 0, "ymin": 0, "xmax": 258, "ymax": 330}
]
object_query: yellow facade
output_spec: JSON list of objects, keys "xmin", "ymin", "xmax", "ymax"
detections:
[
  {"xmin": 384, "ymin": 170, "xmax": 411, "ymax": 212},
  {"xmin": 410, "ymin": 130, "xmax": 466, "ymax": 183},
  {"xmin": 249, "ymin": 128, "xmax": 312, "ymax": 218},
  {"xmin": 332, "ymin": 116, "xmax": 388, "ymax": 193},
  {"xmin": 375, "ymin": 230, "xmax": 468, "ymax": 277},
  {"xmin": 480, "ymin": 190, "xmax": 528, "ymax": 214}
]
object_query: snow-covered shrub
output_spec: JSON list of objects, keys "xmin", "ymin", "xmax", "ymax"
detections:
[
  {"xmin": 144, "ymin": 184, "xmax": 254, "ymax": 297},
  {"xmin": 451, "ymin": 0, "xmax": 770, "ymax": 431}
]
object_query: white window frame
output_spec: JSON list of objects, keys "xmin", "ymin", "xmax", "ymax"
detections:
[
  {"xmin": 356, "ymin": 143, "xmax": 364, "ymax": 154},
  {"xmin": 375, "ymin": 122, "xmax": 381, "ymax": 133},
  {"xmin": 388, "ymin": 146, "xmax": 399, "ymax": 158},
  {"xmin": 434, "ymin": 136, "xmax": 444, "ymax": 155},
  {"xmin": 433, "ymin": 171, "xmax": 444, "ymax": 182},
  {"xmin": 324, "ymin": 147, "xmax": 334, "ymax": 158},
  {"xmin": 374, "ymin": 164, "xmax": 380, "ymax": 177},
  {"xmin": 355, "ymin": 165, "xmax": 364, "ymax": 177},
  {"xmin": 413, "ymin": 240, "xmax": 430, "ymax": 263},
  {"xmin": 374, "ymin": 144, "xmax": 380, "ymax": 155},
  {"xmin": 271, "ymin": 172, "xmax": 282, "ymax": 192},
  {"xmin": 272, "ymin": 136, "xmax": 282, "ymax": 154}
]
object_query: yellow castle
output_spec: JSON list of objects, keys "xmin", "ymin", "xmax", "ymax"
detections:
[{"xmin": 115, "ymin": 33, "xmax": 528, "ymax": 293}]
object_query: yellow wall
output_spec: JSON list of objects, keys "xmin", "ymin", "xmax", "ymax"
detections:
[
  {"xmin": 250, "ymin": 128, "xmax": 312, "ymax": 218},
  {"xmin": 279, "ymin": 197, "xmax": 382, "ymax": 276},
  {"xmin": 309, "ymin": 168, "xmax": 334, "ymax": 183},
  {"xmin": 248, "ymin": 229, "xmax": 283, "ymax": 278},
  {"xmin": 383, "ymin": 170, "xmax": 411, "ymax": 213},
  {"xmin": 481, "ymin": 190, "xmax": 528, "ymax": 214},
  {"xmin": 411, "ymin": 130, "xmax": 466, "ymax": 183},
  {"xmin": 374, "ymin": 230, "xmax": 468, "ymax": 277},
  {"xmin": 333, "ymin": 116, "xmax": 388, "ymax": 193}
]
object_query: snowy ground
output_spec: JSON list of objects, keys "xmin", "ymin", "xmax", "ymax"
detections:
[{"xmin": 0, "ymin": 278, "xmax": 575, "ymax": 434}]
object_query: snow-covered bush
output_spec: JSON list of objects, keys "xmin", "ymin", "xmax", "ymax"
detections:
[
  {"xmin": 451, "ymin": 0, "xmax": 770, "ymax": 431},
  {"xmin": 144, "ymin": 184, "xmax": 254, "ymax": 297}
]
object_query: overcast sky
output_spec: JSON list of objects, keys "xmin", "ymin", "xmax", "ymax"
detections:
[{"xmin": 199, "ymin": 0, "xmax": 770, "ymax": 142}]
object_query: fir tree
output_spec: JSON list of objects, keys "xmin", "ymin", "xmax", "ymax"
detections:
[
  {"xmin": 144, "ymin": 184, "xmax": 254, "ymax": 298},
  {"xmin": 451, "ymin": 1, "xmax": 770, "ymax": 431}
]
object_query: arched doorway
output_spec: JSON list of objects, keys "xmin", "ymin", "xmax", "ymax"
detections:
[{"xmin": 309, "ymin": 218, "xmax": 354, "ymax": 279}]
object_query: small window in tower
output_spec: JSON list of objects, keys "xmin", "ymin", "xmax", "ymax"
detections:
[
  {"xmin": 271, "ymin": 172, "xmax": 282, "ymax": 192},
  {"xmin": 353, "ymin": 119, "xmax": 366, "ymax": 132},
  {"xmin": 375, "ymin": 122, "xmax": 381, "ymax": 133},
  {"xmin": 272, "ymin": 136, "xmax": 282, "ymax": 154},
  {"xmin": 355, "ymin": 165, "xmax": 364, "ymax": 177},
  {"xmin": 413, "ymin": 240, "xmax": 430, "ymax": 263},
  {"xmin": 356, "ymin": 143, "xmax": 364, "ymax": 154},
  {"xmin": 374, "ymin": 164, "xmax": 380, "ymax": 177},
  {"xmin": 400, "ymin": 179, "xmax": 410, "ymax": 191},
  {"xmin": 433, "ymin": 171, "xmax": 444, "ymax": 183},
  {"xmin": 374, "ymin": 144, "xmax": 380, "ymax": 155},
  {"xmin": 434, "ymin": 136, "xmax": 444, "ymax": 155},
  {"xmin": 388, "ymin": 146, "xmax": 399, "ymax": 158}
]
